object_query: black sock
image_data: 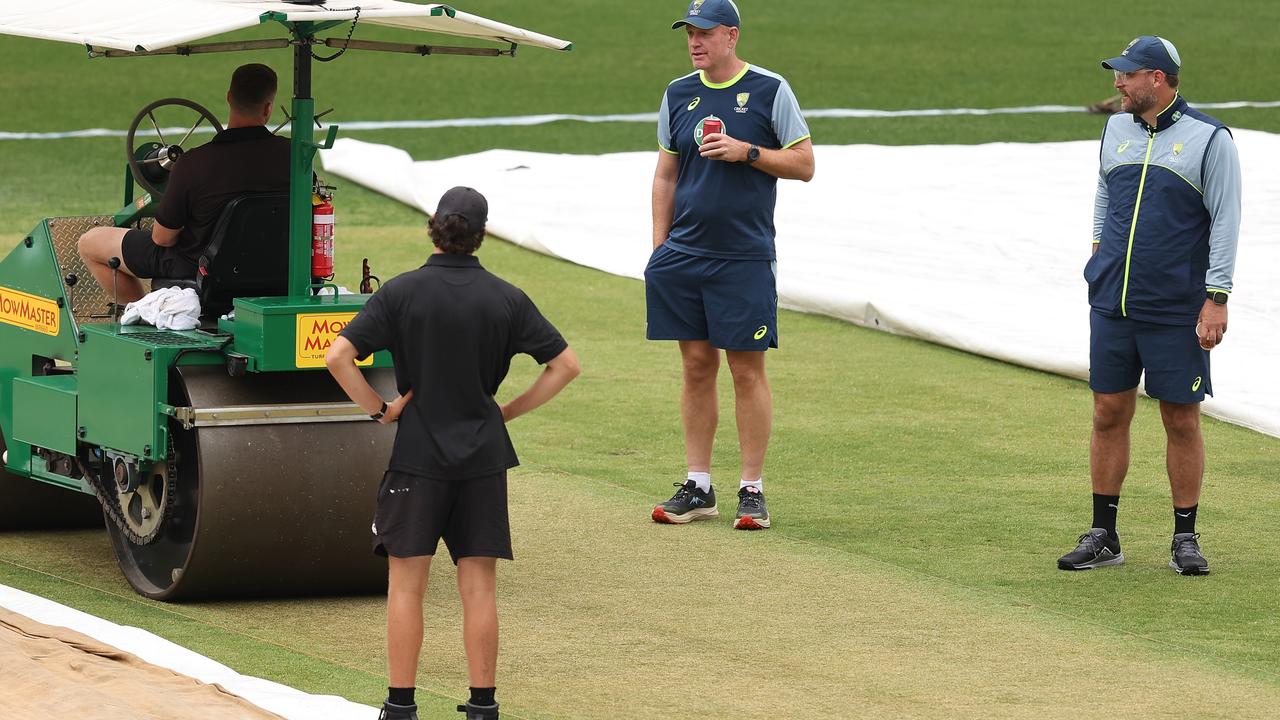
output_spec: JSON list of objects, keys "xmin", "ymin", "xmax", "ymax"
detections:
[
  {"xmin": 1174, "ymin": 504, "xmax": 1198, "ymax": 535},
  {"xmin": 469, "ymin": 687, "xmax": 497, "ymax": 706},
  {"xmin": 388, "ymin": 687, "xmax": 415, "ymax": 706},
  {"xmin": 1092, "ymin": 493, "xmax": 1120, "ymax": 539}
]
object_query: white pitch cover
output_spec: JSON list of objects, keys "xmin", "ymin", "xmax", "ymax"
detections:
[{"xmin": 320, "ymin": 130, "xmax": 1280, "ymax": 438}]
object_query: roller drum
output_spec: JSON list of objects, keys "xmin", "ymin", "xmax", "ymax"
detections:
[{"xmin": 106, "ymin": 365, "xmax": 397, "ymax": 600}]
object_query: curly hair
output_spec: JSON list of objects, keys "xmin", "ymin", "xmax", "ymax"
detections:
[{"xmin": 429, "ymin": 214, "xmax": 485, "ymax": 255}]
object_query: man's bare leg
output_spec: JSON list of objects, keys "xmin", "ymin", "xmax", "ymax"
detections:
[
  {"xmin": 1090, "ymin": 389, "xmax": 1137, "ymax": 495},
  {"xmin": 679, "ymin": 340, "xmax": 720, "ymax": 473},
  {"xmin": 387, "ymin": 554, "xmax": 432, "ymax": 687},
  {"xmin": 456, "ymin": 556, "xmax": 499, "ymax": 688},
  {"xmin": 77, "ymin": 226, "xmax": 146, "ymax": 303},
  {"xmin": 1160, "ymin": 400, "xmax": 1204, "ymax": 508},
  {"xmin": 726, "ymin": 350, "xmax": 771, "ymax": 482}
]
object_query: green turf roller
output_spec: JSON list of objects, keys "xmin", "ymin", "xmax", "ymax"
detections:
[
  {"xmin": 0, "ymin": 431, "xmax": 104, "ymax": 530},
  {"xmin": 103, "ymin": 364, "xmax": 397, "ymax": 600}
]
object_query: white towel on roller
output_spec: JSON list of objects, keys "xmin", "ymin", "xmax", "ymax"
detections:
[{"xmin": 120, "ymin": 287, "xmax": 201, "ymax": 331}]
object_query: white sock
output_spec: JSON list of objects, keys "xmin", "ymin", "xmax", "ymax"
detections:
[
  {"xmin": 687, "ymin": 471, "xmax": 711, "ymax": 493},
  {"xmin": 740, "ymin": 478, "xmax": 763, "ymax": 491}
]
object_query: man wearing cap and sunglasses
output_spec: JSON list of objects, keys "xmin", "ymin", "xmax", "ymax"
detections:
[
  {"xmin": 1058, "ymin": 37, "xmax": 1241, "ymax": 576},
  {"xmin": 326, "ymin": 187, "xmax": 581, "ymax": 720},
  {"xmin": 646, "ymin": 0, "xmax": 814, "ymax": 531}
]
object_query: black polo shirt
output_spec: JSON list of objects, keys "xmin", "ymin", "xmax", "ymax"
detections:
[
  {"xmin": 153, "ymin": 125, "xmax": 291, "ymax": 261},
  {"xmin": 340, "ymin": 253, "xmax": 568, "ymax": 480}
]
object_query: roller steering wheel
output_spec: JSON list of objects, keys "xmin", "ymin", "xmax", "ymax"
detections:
[{"xmin": 126, "ymin": 98, "xmax": 223, "ymax": 199}]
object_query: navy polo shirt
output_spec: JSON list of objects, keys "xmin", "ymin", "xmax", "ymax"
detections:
[{"xmin": 657, "ymin": 63, "xmax": 811, "ymax": 260}]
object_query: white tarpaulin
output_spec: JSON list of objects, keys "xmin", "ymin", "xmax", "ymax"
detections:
[
  {"xmin": 319, "ymin": 130, "xmax": 1280, "ymax": 438},
  {"xmin": 0, "ymin": 1, "xmax": 571, "ymax": 53}
]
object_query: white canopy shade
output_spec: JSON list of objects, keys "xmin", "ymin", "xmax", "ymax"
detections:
[{"xmin": 0, "ymin": 1, "xmax": 571, "ymax": 53}]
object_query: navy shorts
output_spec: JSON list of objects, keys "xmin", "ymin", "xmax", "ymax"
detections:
[
  {"xmin": 644, "ymin": 243, "xmax": 778, "ymax": 351},
  {"xmin": 120, "ymin": 229, "xmax": 198, "ymax": 280},
  {"xmin": 1089, "ymin": 310, "xmax": 1211, "ymax": 404},
  {"xmin": 371, "ymin": 470, "xmax": 513, "ymax": 564}
]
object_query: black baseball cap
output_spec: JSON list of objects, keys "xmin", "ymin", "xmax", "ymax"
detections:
[{"xmin": 434, "ymin": 186, "xmax": 487, "ymax": 232}]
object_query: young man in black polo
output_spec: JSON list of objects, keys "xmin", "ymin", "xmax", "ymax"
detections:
[
  {"xmin": 77, "ymin": 63, "xmax": 290, "ymax": 301},
  {"xmin": 326, "ymin": 187, "xmax": 580, "ymax": 720}
]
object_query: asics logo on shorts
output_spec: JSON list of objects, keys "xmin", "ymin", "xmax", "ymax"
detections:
[
  {"xmin": 754, "ymin": 325, "xmax": 768, "ymax": 340},
  {"xmin": 1192, "ymin": 376, "xmax": 1202, "ymax": 391}
]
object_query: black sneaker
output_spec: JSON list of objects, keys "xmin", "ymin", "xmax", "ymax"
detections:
[
  {"xmin": 1170, "ymin": 532, "xmax": 1210, "ymax": 575},
  {"xmin": 651, "ymin": 480, "xmax": 718, "ymax": 524},
  {"xmin": 379, "ymin": 702, "xmax": 419, "ymax": 720},
  {"xmin": 457, "ymin": 701, "xmax": 499, "ymax": 719},
  {"xmin": 1057, "ymin": 528, "xmax": 1123, "ymax": 570},
  {"xmin": 733, "ymin": 486, "xmax": 770, "ymax": 530}
]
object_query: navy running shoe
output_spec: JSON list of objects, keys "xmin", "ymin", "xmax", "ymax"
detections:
[
  {"xmin": 733, "ymin": 486, "xmax": 770, "ymax": 530},
  {"xmin": 1057, "ymin": 528, "xmax": 1123, "ymax": 570},
  {"xmin": 1169, "ymin": 532, "xmax": 1210, "ymax": 575},
  {"xmin": 652, "ymin": 480, "xmax": 718, "ymax": 524}
]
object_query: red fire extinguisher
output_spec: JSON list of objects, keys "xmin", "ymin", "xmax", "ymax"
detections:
[{"xmin": 311, "ymin": 186, "xmax": 335, "ymax": 281}]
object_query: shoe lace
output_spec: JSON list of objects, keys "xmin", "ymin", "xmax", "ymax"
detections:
[
  {"xmin": 739, "ymin": 489, "xmax": 763, "ymax": 512},
  {"xmin": 670, "ymin": 482, "xmax": 693, "ymax": 502},
  {"xmin": 1074, "ymin": 532, "xmax": 1105, "ymax": 553},
  {"xmin": 1173, "ymin": 533, "xmax": 1202, "ymax": 556}
]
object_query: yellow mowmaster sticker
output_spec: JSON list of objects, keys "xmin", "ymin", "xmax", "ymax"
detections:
[
  {"xmin": 296, "ymin": 312, "xmax": 372, "ymax": 368},
  {"xmin": 0, "ymin": 285, "xmax": 60, "ymax": 337}
]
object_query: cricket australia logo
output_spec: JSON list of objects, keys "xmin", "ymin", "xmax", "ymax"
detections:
[
  {"xmin": 735, "ymin": 92, "xmax": 750, "ymax": 114},
  {"xmin": 694, "ymin": 115, "xmax": 724, "ymax": 146},
  {"xmin": 691, "ymin": 0, "xmax": 705, "ymax": 14}
]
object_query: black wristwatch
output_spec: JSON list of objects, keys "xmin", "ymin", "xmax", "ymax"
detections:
[
  {"xmin": 370, "ymin": 400, "xmax": 388, "ymax": 420},
  {"xmin": 1207, "ymin": 290, "xmax": 1229, "ymax": 305},
  {"xmin": 745, "ymin": 144, "xmax": 760, "ymax": 165}
]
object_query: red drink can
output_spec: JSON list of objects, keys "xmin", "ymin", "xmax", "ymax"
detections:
[{"xmin": 703, "ymin": 117, "xmax": 722, "ymax": 139}]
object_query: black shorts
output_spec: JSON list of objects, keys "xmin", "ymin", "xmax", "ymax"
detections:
[
  {"xmin": 119, "ymin": 229, "xmax": 198, "ymax": 280},
  {"xmin": 371, "ymin": 470, "xmax": 513, "ymax": 564}
]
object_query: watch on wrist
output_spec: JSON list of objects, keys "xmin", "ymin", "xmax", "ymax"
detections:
[
  {"xmin": 746, "ymin": 144, "xmax": 760, "ymax": 165},
  {"xmin": 1207, "ymin": 290, "xmax": 1229, "ymax": 306},
  {"xmin": 370, "ymin": 400, "xmax": 388, "ymax": 420}
]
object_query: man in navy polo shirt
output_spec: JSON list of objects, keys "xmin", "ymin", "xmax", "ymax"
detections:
[
  {"xmin": 646, "ymin": 0, "xmax": 814, "ymax": 531},
  {"xmin": 1058, "ymin": 36, "xmax": 1241, "ymax": 576}
]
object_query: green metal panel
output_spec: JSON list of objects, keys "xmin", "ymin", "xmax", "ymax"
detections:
[
  {"xmin": 77, "ymin": 325, "xmax": 226, "ymax": 460},
  {"xmin": 288, "ymin": 96, "xmax": 316, "ymax": 296},
  {"xmin": 12, "ymin": 375, "xmax": 78, "ymax": 455},
  {"xmin": 0, "ymin": 221, "xmax": 79, "ymax": 480},
  {"xmin": 230, "ymin": 295, "xmax": 391, "ymax": 372}
]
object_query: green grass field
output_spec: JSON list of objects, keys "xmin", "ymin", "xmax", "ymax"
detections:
[{"xmin": 3, "ymin": 1, "xmax": 1280, "ymax": 718}]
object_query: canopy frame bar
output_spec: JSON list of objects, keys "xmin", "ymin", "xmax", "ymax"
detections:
[{"xmin": 87, "ymin": 37, "xmax": 516, "ymax": 60}]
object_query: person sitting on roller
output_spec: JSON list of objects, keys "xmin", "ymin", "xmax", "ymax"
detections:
[{"xmin": 77, "ymin": 63, "xmax": 290, "ymax": 305}]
